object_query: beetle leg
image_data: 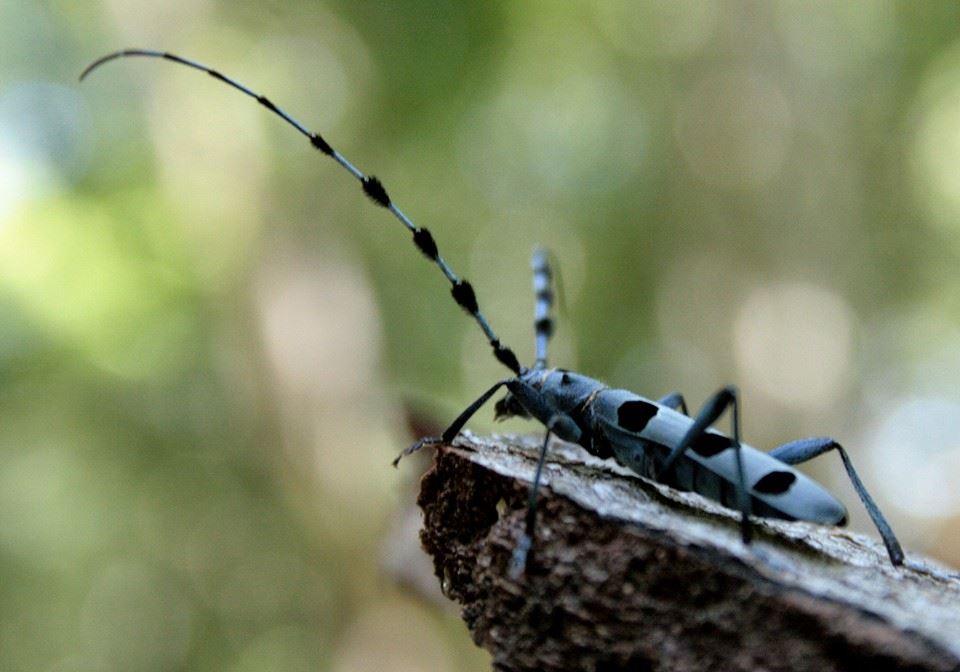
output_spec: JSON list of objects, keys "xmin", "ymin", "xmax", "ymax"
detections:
[
  {"xmin": 658, "ymin": 385, "xmax": 752, "ymax": 543},
  {"xmin": 657, "ymin": 392, "xmax": 689, "ymax": 415},
  {"xmin": 392, "ymin": 379, "xmax": 513, "ymax": 466},
  {"xmin": 510, "ymin": 414, "xmax": 581, "ymax": 578},
  {"xmin": 770, "ymin": 437, "xmax": 904, "ymax": 566}
]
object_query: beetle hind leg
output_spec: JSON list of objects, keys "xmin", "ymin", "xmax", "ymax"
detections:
[
  {"xmin": 657, "ymin": 385, "xmax": 753, "ymax": 544},
  {"xmin": 770, "ymin": 437, "xmax": 904, "ymax": 566}
]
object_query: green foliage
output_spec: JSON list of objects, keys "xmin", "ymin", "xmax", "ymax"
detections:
[{"xmin": 3, "ymin": 1, "xmax": 960, "ymax": 669}]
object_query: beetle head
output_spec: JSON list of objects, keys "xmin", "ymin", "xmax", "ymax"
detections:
[{"xmin": 494, "ymin": 391, "xmax": 531, "ymax": 420}]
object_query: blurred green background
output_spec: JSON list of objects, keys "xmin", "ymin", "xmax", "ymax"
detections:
[{"xmin": 4, "ymin": 1, "xmax": 960, "ymax": 669}]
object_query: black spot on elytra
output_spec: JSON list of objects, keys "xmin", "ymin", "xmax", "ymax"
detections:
[
  {"xmin": 752, "ymin": 470, "xmax": 797, "ymax": 495},
  {"xmin": 617, "ymin": 400, "xmax": 659, "ymax": 433},
  {"xmin": 692, "ymin": 433, "xmax": 733, "ymax": 457}
]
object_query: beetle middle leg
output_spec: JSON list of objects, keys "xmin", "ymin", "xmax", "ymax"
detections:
[
  {"xmin": 770, "ymin": 437, "xmax": 904, "ymax": 566},
  {"xmin": 657, "ymin": 385, "xmax": 753, "ymax": 543},
  {"xmin": 657, "ymin": 392, "xmax": 689, "ymax": 415}
]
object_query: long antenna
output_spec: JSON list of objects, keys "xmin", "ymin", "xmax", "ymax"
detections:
[
  {"xmin": 531, "ymin": 248, "xmax": 554, "ymax": 369},
  {"xmin": 81, "ymin": 49, "xmax": 522, "ymax": 375}
]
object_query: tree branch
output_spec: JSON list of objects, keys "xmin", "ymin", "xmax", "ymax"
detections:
[{"xmin": 416, "ymin": 433, "xmax": 960, "ymax": 672}]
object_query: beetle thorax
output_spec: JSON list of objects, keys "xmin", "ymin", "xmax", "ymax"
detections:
[{"xmin": 496, "ymin": 368, "xmax": 607, "ymax": 429}]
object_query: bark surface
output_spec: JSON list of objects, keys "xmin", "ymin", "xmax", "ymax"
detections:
[{"xmin": 416, "ymin": 433, "xmax": 960, "ymax": 672}]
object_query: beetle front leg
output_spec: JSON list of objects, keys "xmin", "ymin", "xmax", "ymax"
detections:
[
  {"xmin": 658, "ymin": 385, "xmax": 752, "ymax": 543},
  {"xmin": 392, "ymin": 379, "xmax": 513, "ymax": 466},
  {"xmin": 510, "ymin": 413, "xmax": 581, "ymax": 578},
  {"xmin": 770, "ymin": 437, "xmax": 904, "ymax": 566}
]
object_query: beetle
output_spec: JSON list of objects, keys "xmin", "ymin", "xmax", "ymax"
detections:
[{"xmin": 81, "ymin": 49, "xmax": 905, "ymax": 575}]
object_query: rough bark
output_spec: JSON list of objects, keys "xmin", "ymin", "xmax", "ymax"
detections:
[{"xmin": 416, "ymin": 433, "xmax": 960, "ymax": 672}]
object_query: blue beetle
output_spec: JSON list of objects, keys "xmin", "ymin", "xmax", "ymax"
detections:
[
  {"xmin": 81, "ymin": 49, "xmax": 905, "ymax": 576},
  {"xmin": 398, "ymin": 249, "xmax": 901, "ymax": 574}
]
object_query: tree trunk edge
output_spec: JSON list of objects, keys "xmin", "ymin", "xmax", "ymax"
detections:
[{"xmin": 416, "ymin": 434, "xmax": 960, "ymax": 672}]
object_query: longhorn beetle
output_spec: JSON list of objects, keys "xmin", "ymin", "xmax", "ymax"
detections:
[{"xmin": 81, "ymin": 49, "xmax": 905, "ymax": 575}]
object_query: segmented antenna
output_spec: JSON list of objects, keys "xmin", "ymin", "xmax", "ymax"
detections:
[
  {"xmin": 80, "ymin": 49, "xmax": 522, "ymax": 375},
  {"xmin": 531, "ymin": 248, "xmax": 554, "ymax": 369}
]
